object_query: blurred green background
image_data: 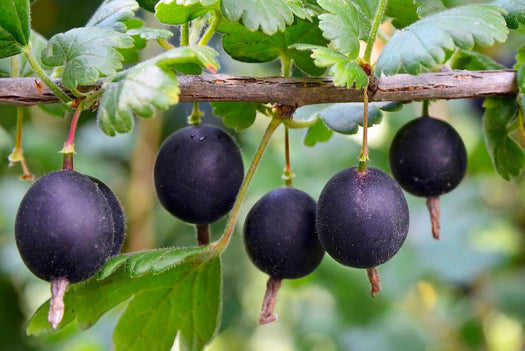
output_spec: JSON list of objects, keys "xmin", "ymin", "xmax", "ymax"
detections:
[{"xmin": 0, "ymin": 1, "xmax": 524, "ymax": 350}]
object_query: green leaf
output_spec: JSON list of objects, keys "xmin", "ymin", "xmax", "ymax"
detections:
[
  {"xmin": 211, "ymin": 102, "xmax": 259, "ymax": 131},
  {"xmin": 137, "ymin": 0, "xmax": 159, "ymax": 12},
  {"xmin": 450, "ymin": 50, "xmax": 505, "ymax": 71},
  {"xmin": 493, "ymin": 0, "xmax": 525, "ymax": 29},
  {"xmin": 155, "ymin": 0, "xmax": 219, "ymax": 25},
  {"xmin": 376, "ymin": 5, "xmax": 508, "ymax": 75},
  {"xmin": 415, "ymin": 0, "xmax": 446, "ymax": 17},
  {"xmin": 317, "ymin": 0, "xmax": 372, "ymax": 57},
  {"xmin": 218, "ymin": 19, "xmax": 328, "ymax": 76},
  {"xmin": 516, "ymin": 45, "xmax": 525, "ymax": 122},
  {"xmin": 220, "ymin": 0, "xmax": 310, "ymax": 35},
  {"xmin": 0, "ymin": 30, "xmax": 50, "ymax": 77},
  {"xmin": 41, "ymin": 27, "xmax": 133, "ymax": 90},
  {"xmin": 483, "ymin": 97, "xmax": 525, "ymax": 180},
  {"xmin": 27, "ymin": 247, "xmax": 221, "ymax": 351},
  {"xmin": 0, "ymin": 0, "xmax": 30, "ymax": 58},
  {"xmin": 293, "ymin": 45, "xmax": 368, "ymax": 88},
  {"xmin": 304, "ymin": 117, "xmax": 333, "ymax": 146},
  {"xmin": 86, "ymin": 0, "xmax": 139, "ymax": 32},
  {"xmin": 97, "ymin": 46, "xmax": 218, "ymax": 136},
  {"xmin": 385, "ymin": 0, "xmax": 419, "ymax": 28}
]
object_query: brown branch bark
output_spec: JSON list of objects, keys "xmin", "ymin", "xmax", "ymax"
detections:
[{"xmin": 0, "ymin": 70, "xmax": 517, "ymax": 106}]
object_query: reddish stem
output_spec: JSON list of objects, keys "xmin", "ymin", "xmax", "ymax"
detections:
[
  {"xmin": 258, "ymin": 276, "xmax": 282, "ymax": 325},
  {"xmin": 48, "ymin": 277, "xmax": 69, "ymax": 329},
  {"xmin": 282, "ymin": 127, "xmax": 294, "ymax": 187},
  {"xmin": 357, "ymin": 87, "xmax": 369, "ymax": 172},
  {"xmin": 61, "ymin": 105, "xmax": 82, "ymax": 170},
  {"xmin": 426, "ymin": 196, "xmax": 441, "ymax": 240},
  {"xmin": 196, "ymin": 224, "xmax": 210, "ymax": 246},
  {"xmin": 366, "ymin": 267, "xmax": 381, "ymax": 297}
]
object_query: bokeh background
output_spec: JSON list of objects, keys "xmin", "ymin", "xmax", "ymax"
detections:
[{"xmin": 0, "ymin": 1, "xmax": 525, "ymax": 350}]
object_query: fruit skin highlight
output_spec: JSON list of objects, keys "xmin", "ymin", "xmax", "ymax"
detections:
[
  {"xmin": 15, "ymin": 170, "xmax": 115, "ymax": 283},
  {"xmin": 316, "ymin": 167, "xmax": 409, "ymax": 269},
  {"xmin": 389, "ymin": 115, "xmax": 467, "ymax": 198},
  {"xmin": 154, "ymin": 125, "xmax": 244, "ymax": 225},
  {"xmin": 244, "ymin": 187, "xmax": 324, "ymax": 280}
]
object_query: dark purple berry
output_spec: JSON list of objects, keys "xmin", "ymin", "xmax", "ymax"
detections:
[
  {"xmin": 244, "ymin": 187, "xmax": 324, "ymax": 324},
  {"xmin": 317, "ymin": 167, "xmax": 409, "ymax": 269},
  {"xmin": 244, "ymin": 187, "xmax": 324, "ymax": 280},
  {"xmin": 89, "ymin": 176, "xmax": 126, "ymax": 256},
  {"xmin": 154, "ymin": 125, "xmax": 244, "ymax": 225},
  {"xmin": 15, "ymin": 170, "xmax": 114, "ymax": 283},
  {"xmin": 389, "ymin": 115, "xmax": 467, "ymax": 239}
]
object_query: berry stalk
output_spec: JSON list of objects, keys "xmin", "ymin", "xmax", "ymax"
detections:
[
  {"xmin": 258, "ymin": 277, "xmax": 282, "ymax": 325},
  {"xmin": 357, "ymin": 87, "xmax": 370, "ymax": 172},
  {"xmin": 282, "ymin": 127, "xmax": 295, "ymax": 187},
  {"xmin": 48, "ymin": 277, "xmax": 69, "ymax": 329},
  {"xmin": 61, "ymin": 104, "xmax": 82, "ymax": 170}
]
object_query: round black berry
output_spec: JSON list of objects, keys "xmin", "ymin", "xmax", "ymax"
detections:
[
  {"xmin": 317, "ymin": 167, "xmax": 409, "ymax": 269},
  {"xmin": 389, "ymin": 115, "xmax": 467, "ymax": 239},
  {"xmin": 89, "ymin": 176, "xmax": 126, "ymax": 256},
  {"xmin": 244, "ymin": 187, "xmax": 324, "ymax": 280},
  {"xmin": 389, "ymin": 115, "xmax": 467, "ymax": 197},
  {"xmin": 154, "ymin": 125, "xmax": 244, "ymax": 225},
  {"xmin": 15, "ymin": 170, "xmax": 114, "ymax": 283}
]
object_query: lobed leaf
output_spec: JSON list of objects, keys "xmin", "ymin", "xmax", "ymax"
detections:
[
  {"xmin": 304, "ymin": 117, "xmax": 333, "ymax": 146},
  {"xmin": 86, "ymin": 0, "xmax": 139, "ymax": 32},
  {"xmin": 97, "ymin": 46, "xmax": 219, "ymax": 136},
  {"xmin": 0, "ymin": 30, "xmax": 50, "ymax": 78},
  {"xmin": 211, "ymin": 102, "xmax": 260, "ymax": 131},
  {"xmin": 483, "ymin": 97, "xmax": 525, "ymax": 180},
  {"xmin": 414, "ymin": 0, "xmax": 446, "ymax": 17},
  {"xmin": 220, "ymin": 0, "xmax": 310, "ymax": 35},
  {"xmin": 376, "ymin": 5, "xmax": 508, "ymax": 76},
  {"xmin": 317, "ymin": 0, "xmax": 372, "ymax": 57},
  {"xmin": 293, "ymin": 45, "xmax": 368, "ymax": 88},
  {"xmin": 0, "ymin": 0, "xmax": 30, "ymax": 58},
  {"xmin": 41, "ymin": 27, "xmax": 134, "ymax": 90},
  {"xmin": 27, "ymin": 247, "xmax": 221, "ymax": 351},
  {"xmin": 493, "ymin": 0, "xmax": 525, "ymax": 29},
  {"xmin": 385, "ymin": 0, "xmax": 419, "ymax": 28},
  {"xmin": 450, "ymin": 50, "xmax": 505, "ymax": 71},
  {"xmin": 155, "ymin": 0, "xmax": 219, "ymax": 25},
  {"xmin": 218, "ymin": 19, "xmax": 328, "ymax": 76}
]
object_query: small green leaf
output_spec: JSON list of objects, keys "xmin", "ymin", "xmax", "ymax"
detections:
[
  {"xmin": 211, "ymin": 102, "xmax": 259, "ymax": 131},
  {"xmin": 483, "ymin": 97, "xmax": 525, "ymax": 180},
  {"xmin": 493, "ymin": 0, "xmax": 525, "ymax": 29},
  {"xmin": 0, "ymin": 0, "xmax": 30, "ymax": 58},
  {"xmin": 27, "ymin": 247, "xmax": 221, "ymax": 351},
  {"xmin": 41, "ymin": 27, "xmax": 134, "ymax": 89},
  {"xmin": 450, "ymin": 50, "xmax": 505, "ymax": 71},
  {"xmin": 220, "ymin": 0, "xmax": 310, "ymax": 35},
  {"xmin": 155, "ymin": 0, "xmax": 219, "ymax": 25},
  {"xmin": 304, "ymin": 117, "xmax": 333, "ymax": 146},
  {"xmin": 86, "ymin": 0, "xmax": 139, "ymax": 32},
  {"xmin": 293, "ymin": 45, "xmax": 368, "ymax": 88},
  {"xmin": 98, "ymin": 46, "xmax": 218, "ymax": 135},
  {"xmin": 317, "ymin": 0, "xmax": 371, "ymax": 57},
  {"xmin": 376, "ymin": 5, "xmax": 508, "ymax": 75},
  {"xmin": 218, "ymin": 19, "xmax": 328, "ymax": 76},
  {"xmin": 386, "ymin": 0, "xmax": 419, "ymax": 28},
  {"xmin": 0, "ymin": 30, "xmax": 50, "ymax": 77}
]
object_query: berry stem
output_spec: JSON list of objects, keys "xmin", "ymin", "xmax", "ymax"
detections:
[
  {"xmin": 364, "ymin": 0, "xmax": 388, "ymax": 63},
  {"xmin": 357, "ymin": 86, "xmax": 369, "ymax": 173},
  {"xmin": 258, "ymin": 276, "xmax": 282, "ymax": 325},
  {"xmin": 22, "ymin": 46, "xmax": 71, "ymax": 104},
  {"xmin": 282, "ymin": 127, "xmax": 295, "ymax": 187},
  {"xmin": 180, "ymin": 22, "xmax": 189, "ymax": 46},
  {"xmin": 366, "ymin": 267, "xmax": 381, "ymax": 297},
  {"xmin": 196, "ymin": 224, "xmax": 210, "ymax": 246},
  {"xmin": 426, "ymin": 196, "xmax": 441, "ymax": 240},
  {"xmin": 198, "ymin": 12, "xmax": 221, "ymax": 46},
  {"xmin": 422, "ymin": 100, "xmax": 430, "ymax": 116},
  {"xmin": 48, "ymin": 277, "xmax": 69, "ymax": 329},
  {"xmin": 213, "ymin": 118, "xmax": 282, "ymax": 252},
  {"xmin": 187, "ymin": 102, "xmax": 203, "ymax": 125},
  {"xmin": 61, "ymin": 104, "xmax": 82, "ymax": 170}
]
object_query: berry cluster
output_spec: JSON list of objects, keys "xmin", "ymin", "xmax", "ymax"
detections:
[{"xmin": 14, "ymin": 112, "xmax": 466, "ymax": 328}]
